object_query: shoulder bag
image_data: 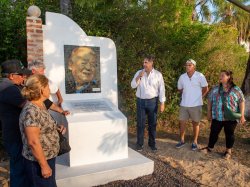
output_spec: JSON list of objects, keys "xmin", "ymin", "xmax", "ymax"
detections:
[
  {"xmin": 57, "ymin": 130, "xmax": 71, "ymax": 156},
  {"xmin": 220, "ymin": 87, "xmax": 241, "ymax": 121}
]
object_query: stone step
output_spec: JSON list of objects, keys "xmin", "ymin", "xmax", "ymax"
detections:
[{"xmin": 56, "ymin": 148, "xmax": 154, "ymax": 187}]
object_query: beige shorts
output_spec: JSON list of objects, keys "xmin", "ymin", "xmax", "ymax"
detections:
[{"xmin": 179, "ymin": 106, "xmax": 202, "ymax": 123}]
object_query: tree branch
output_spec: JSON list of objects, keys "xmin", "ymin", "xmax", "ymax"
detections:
[
  {"xmin": 226, "ymin": 0, "xmax": 250, "ymax": 13},
  {"xmin": 195, "ymin": 0, "xmax": 208, "ymax": 8}
]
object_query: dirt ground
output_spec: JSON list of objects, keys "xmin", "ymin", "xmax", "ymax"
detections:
[{"xmin": 1, "ymin": 120, "xmax": 250, "ymax": 187}]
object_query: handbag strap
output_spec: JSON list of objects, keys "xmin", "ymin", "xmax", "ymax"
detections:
[
  {"xmin": 220, "ymin": 85, "xmax": 236, "ymax": 110},
  {"xmin": 219, "ymin": 86, "xmax": 226, "ymax": 108}
]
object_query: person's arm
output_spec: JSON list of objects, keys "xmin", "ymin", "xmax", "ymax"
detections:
[
  {"xmin": 44, "ymin": 99, "xmax": 69, "ymax": 115},
  {"xmin": 49, "ymin": 103, "xmax": 70, "ymax": 115},
  {"xmin": 177, "ymin": 76, "xmax": 183, "ymax": 93},
  {"xmin": 57, "ymin": 125, "xmax": 66, "ymax": 134},
  {"xmin": 239, "ymin": 101, "xmax": 246, "ymax": 124},
  {"xmin": 207, "ymin": 100, "xmax": 212, "ymax": 121},
  {"xmin": 25, "ymin": 127, "xmax": 52, "ymax": 178},
  {"xmin": 237, "ymin": 88, "xmax": 246, "ymax": 124},
  {"xmin": 178, "ymin": 89, "xmax": 183, "ymax": 93},
  {"xmin": 158, "ymin": 74, "xmax": 166, "ymax": 113},
  {"xmin": 201, "ymin": 74, "xmax": 209, "ymax": 97},
  {"xmin": 159, "ymin": 102, "xmax": 165, "ymax": 113},
  {"xmin": 202, "ymin": 86, "xmax": 209, "ymax": 98},
  {"xmin": 131, "ymin": 70, "xmax": 144, "ymax": 89},
  {"xmin": 56, "ymin": 89, "xmax": 63, "ymax": 107}
]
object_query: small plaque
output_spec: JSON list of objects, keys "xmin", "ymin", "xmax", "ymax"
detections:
[
  {"xmin": 92, "ymin": 88, "xmax": 101, "ymax": 92},
  {"xmin": 68, "ymin": 101, "xmax": 113, "ymax": 113}
]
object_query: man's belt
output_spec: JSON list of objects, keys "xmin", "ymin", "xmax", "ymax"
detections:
[{"xmin": 137, "ymin": 97, "xmax": 157, "ymax": 100}]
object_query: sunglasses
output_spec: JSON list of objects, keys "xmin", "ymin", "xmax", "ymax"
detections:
[{"xmin": 11, "ymin": 73, "xmax": 24, "ymax": 76}]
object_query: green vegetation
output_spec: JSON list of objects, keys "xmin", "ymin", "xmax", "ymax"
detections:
[{"xmin": 0, "ymin": 0, "xmax": 248, "ymax": 127}]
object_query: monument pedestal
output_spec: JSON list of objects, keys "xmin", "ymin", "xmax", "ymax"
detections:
[
  {"xmin": 56, "ymin": 148, "xmax": 154, "ymax": 187},
  {"xmin": 62, "ymin": 99, "xmax": 128, "ymax": 166},
  {"xmin": 56, "ymin": 99, "xmax": 154, "ymax": 186}
]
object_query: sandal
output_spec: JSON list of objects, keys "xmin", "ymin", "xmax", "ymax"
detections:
[
  {"xmin": 200, "ymin": 147, "xmax": 212, "ymax": 154},
  {"xmin": 223, "ymin": 151, "xmax": 231, "ymax": 160}
]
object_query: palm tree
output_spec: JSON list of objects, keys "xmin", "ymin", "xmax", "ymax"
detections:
[
  {"xmin": 193, "ymin": 0, "xmax": 249, "ymax": 93},
  {"xmin": 60, "ymin": 0, "xmax": 72, "ymax": 16},
  {"xmin": 213, "ymin": 0, "xmax": 249, "ymax": 42}
]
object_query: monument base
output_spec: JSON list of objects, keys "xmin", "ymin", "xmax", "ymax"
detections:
[
  {"xmin": 63, "ymin": 99, "xmax": 129, "ymax": 167},
  {"xmin": 56, "ymin": 148, "xmax": 154, "ymax": 187}
]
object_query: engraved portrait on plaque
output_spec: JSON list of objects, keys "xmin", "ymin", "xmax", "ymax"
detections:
[{"xmin": 64, "ymin": 45, "xmax": 101, "ymax": 94}]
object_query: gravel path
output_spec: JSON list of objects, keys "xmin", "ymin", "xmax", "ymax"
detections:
[
  {"xmin": 0, "ymin": 147, "xmax": 199, "ymax": 187},
  {"xmin": 97, "ymin": 148, "xmax": 200, "ymax": 187}
]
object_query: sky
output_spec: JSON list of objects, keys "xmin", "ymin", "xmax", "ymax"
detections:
[{"xmin": 196, "ymin": 0, "xmax": 250, "ymax": 23}]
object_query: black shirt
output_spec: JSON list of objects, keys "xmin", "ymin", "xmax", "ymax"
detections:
[{"xmin": 0, "ymin": 78, "xmax": 25, "ymax": 146}]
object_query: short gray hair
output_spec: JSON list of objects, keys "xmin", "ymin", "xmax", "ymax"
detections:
[{"xmin": 28, "ymin": 60, "xmax": 45, "ymax": 70}]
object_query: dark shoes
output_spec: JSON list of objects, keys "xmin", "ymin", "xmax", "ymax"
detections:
[
  {"xmin": 176, "ymin": 141, "xmax": 186, "ymax": 149},
  {"xmin": 136, "ymin": 144, "xmax": 157, "ymax": 152},
  {"xmin": 191, "ymin": 143, "xmax": 198, "ymax": 151},
  {"xmin": 150, "ymin": 146, "xmax": 158, "ymax": 152},
  {"xmin": 136, "ymin": 145, "xmax": 143, "ymax": 151}
]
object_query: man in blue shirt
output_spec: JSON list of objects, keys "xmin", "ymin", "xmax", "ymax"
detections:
[{"xmin": 0, "ymin": 59, "xmax": 31, "ymax": 187}]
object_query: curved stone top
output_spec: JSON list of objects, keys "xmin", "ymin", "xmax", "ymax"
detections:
[
  {"xmin": 27, "ymin": 5, "xmax": 41, "ymax": 18},
  {"xmin": 45, "ymin": 12, "xmax": 87, "ymax": 36},
  {"xmin": 43, "ymin": 12, "xmax": 118, "ymax": 107}
]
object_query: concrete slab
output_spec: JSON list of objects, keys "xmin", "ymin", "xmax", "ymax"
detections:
[{"xmin": 56, "ymin": 148, "xmax": 154, "ymax": 187}]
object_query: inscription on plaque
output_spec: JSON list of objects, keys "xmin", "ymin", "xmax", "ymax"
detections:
[{"xmin": 69, "ymin": 101, "xmax": 113, "ymax": 113}]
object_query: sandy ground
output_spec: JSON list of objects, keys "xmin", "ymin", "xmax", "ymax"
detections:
[
  {"xmin": 99, "ymin": 132, "xmax": 250, "ymax": 187},
  {"xmin": 0, "ymin": 159, "xmax": 8, "ymax": 187},
  {"xmin": 154, "ymin": 138, "xmax": 250, "ymax": 187}
]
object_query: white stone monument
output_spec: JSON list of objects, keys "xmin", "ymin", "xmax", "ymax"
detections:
[{"xmin": 42, "ymin": 12, "xmax": 154, "ymax": 187}]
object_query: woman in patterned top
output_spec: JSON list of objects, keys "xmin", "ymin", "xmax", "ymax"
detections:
[
  {"xmin": 19, "ymin": 74, "xmax": 66, "ymax": 187},
  {"xmin": 201, "ymin": 70, "xmax": 246, "ymax": 159}
]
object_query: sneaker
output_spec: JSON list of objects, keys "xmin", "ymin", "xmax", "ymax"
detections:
[
  {"xmin": 191, "ymin": 143, "xmax": 198, "ymax": 151},
  {"xmin": 136, "ymin": 145, "xmax": 143, "ymax": 151},
  {"xmin": 150, "ymin": 146, "xmax": 158, "ymax": 152},
  {"xmin": 176, "ymin": 141, "xmax": 185, "ymax": 149}
]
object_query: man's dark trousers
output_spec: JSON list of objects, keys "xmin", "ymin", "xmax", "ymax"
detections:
[
  {"xmin": 136, "ymin": 97, "xmax": 158, "ymax": 148},
  {"xmin": 4, "ymin": 142, "xmax": 29, "ymax": 187}
]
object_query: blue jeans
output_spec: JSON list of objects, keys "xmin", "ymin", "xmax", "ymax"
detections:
[
  {"xmin": 4, "ymin": 142, "xmax": 29, "ymax": 187},
  {"xmin": 24, "ymin": 157, "xmax": 57, "ymax": 187},
  {"xmin": 136, "ymin": 97, "xmax": 158, "ymax": 147}
]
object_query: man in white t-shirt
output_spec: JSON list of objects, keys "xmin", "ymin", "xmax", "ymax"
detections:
[{"xmin": 176, "ymin": 59, "xmax": 208, "ymax": 150}]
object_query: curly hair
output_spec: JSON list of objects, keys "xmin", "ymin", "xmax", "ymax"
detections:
[{"xmin": 21, "ymin": 74, "xmax": 48, "ymax": 101}]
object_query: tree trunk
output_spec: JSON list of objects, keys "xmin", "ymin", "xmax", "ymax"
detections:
[
  {"xmin": 60, "ymin": 0, "xmax": 72, "ymax": 17},
  {"xmin": 241, "ymin": 52, "xmax": 250, "ymax": 95}
]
